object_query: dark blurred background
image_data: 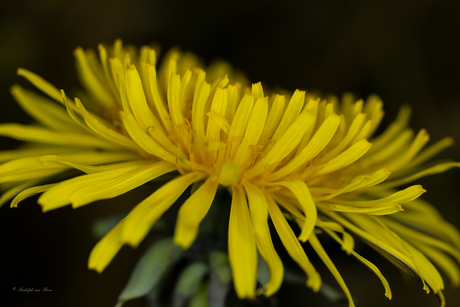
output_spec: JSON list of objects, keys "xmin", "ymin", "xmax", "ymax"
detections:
[{"xmin": 1, "ymin": 0, "xmax": 460, "ymax": 306}]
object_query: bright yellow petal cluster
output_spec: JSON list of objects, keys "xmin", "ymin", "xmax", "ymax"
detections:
[{"xmin": 2, "ymin": 40, "xmax": 460, "ymax": 306}]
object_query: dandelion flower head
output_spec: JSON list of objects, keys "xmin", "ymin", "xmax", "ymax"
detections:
[{"xmin": 2, "ymin": 40, "xmax": 460, "ymax": 306}]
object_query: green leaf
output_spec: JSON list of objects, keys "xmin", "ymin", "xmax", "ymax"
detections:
[
  {"xmin": 209, "ymin": 250, "xmax": 231, "ymax": 284},
  {"xmin": 208, "ymin": 250, "xmax": 231, "ymax": 307},
  {"xmin": 173, "ymin": 262, "xmax": 209, "ymax": 307},
  {"xmin": 117, "ymin": 238, "xmax": 183, "ymax": 305},
  {"xmin": 146, "ymin": 283, "xmax": 162, "ymax": 307},
  {"xmin": 319, "ymin": 282, "xmax": 346, "ymax": 303},
  {"xmin": 283, "ymin": 266, "xmax": 307, "ymax": 285},
  {"xmin": 188, "ymin": 282, "xmax": 209, "ymax": 307}
]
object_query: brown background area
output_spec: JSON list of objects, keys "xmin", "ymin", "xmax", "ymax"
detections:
[{"xmin": 1, "ymin": 0, "xmax": 460, "ymax": 306}]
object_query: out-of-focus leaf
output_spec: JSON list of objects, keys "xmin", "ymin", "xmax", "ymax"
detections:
[
  {"xmin": 283, "ymin": 266, "xmax": 307, "ymax": 284},
  {"xmin": 117, "ymin": 238, "xmax": 183, "ymax": 305},
  {"xmin": 209, "ymin": 250, "xmax": 231, "ymax": 283},
  {"xmin": 146, "ymin": 283, "xmax": 162, "ymax": 307},
  {"xmin": 208, "ymin": 250, "xmax": 231, "ymax": 307},
  {"xmin": 173, "ymin": 262, "xmax": 209, "ymax": 307},
  {"xmin": 319, "ymin": 282, "xmax": 347, "ymax": 303},
  {"xmin": 188, "ymin": 282, "xmax": 209, "ymax": 307},
  {"xmin": 314, "ymin": 228, "xmax": 323, "ymax": 234}
]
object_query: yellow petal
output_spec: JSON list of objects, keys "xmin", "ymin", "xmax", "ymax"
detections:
[
  {"xmin": 207, "ymin": 111, "xmax": 230, "ymax": 135},
  {"xmin": 0, "ymin": 151, "xmax": 141, "ymax": 183},
  {"xmin": 38, "ymin": 161, "xmax": 174, "ymax": 210},
  {"xmin": 335, "ymin": 212, "xmax": 442, "ymax": 293},
  {"xmin": 228, "ymin": 185, "xmax": 257, "ymax": 298},
  {"xmin": 88, "ymin": 220, "xmax": 124, "ymax": 272},
  {"xmin": 362, "ymin": 129, "xmax": 413, "ymax": 166},
  {"xmin": 244, "ymin": 183, "xmax": 283, "ymax": 296},
  {"xmin": 266, "ymin": 196, "xmax": 321, "ymax": 291},
  {"xmin": 225, "ymin": 84, "xmax": 242, "ymax": 123},
  {"xmin": 174, "ymin": 177, "xmax": 219, "ymax": 248},
  {"xmin": 122, "ymin": 172, "xmax": 204, "ymax": 247},
  {"xmin": 396, "ymin": 198, "xmax": 460, "ymax": 250},
  {"xmin": 233, "ymin": 97, "xmax": 268, "ymax": 167},
  {"xmin": 318, "ymin": 113, "xmax": 367, "ymax": 163},
  {"xmin": 308, "ymin": 233, "xmax": 355, "ymax": 307},
  {"xmin": 191, "ymin": 81, "xmax": 211, "ymax": 162},
  {"xmin": 62, "ymin": 90, "xmax": 94, "ymax": 134},
  {"xmin": 387, "ymin": 129, "xmax": 430, "ymax": 172},
  {"xmin": 258, "ymin": 94, "xmax": 285, "ymax": 145},
  {"xmin": 167, "ymin": 74, "xmax": 185, "ymax": 130},
  {"xmin": 125, "ymin": 65, "xmax": 158, "ymax": 132},
  {"xmin": 147, "ymin": 63, "xmax": 172, "ymax": 131},
  {"xmin": 206, "ymin": 87, "xmax": 228, "ymax": 148},
  {"xmin": 314, "ymin": 139, "xmax": 371, "ymax": 176},
  {"xmin": 180, "ymin": 69, "xmax": 192, "ymax": 111},
  {"xmin": 382, "ymin": 217, "xmax": 460, "ymax": 263},
  {"xmin": 415, "ymin": 243, "xmax": 460, "ymax": 287},
  {"xmin": 269, "ymin": 114, "xmax": 340, "ymax": 181},
  {"xmin": 321, "ymin": 210, "xmax": 425, "ymax": 284},
  {"xmin": 121, "ymin": 111, "xmax": 176, "ymax": 163},
  {"xmin": 17, "ymin": 68, "xmax": 62, "ymax": 102},
  {"xmin": 97, "ymin": 44, "xmax": 120, "ymax": 100},
  {"xmin": 316, "ymin": 219, "xmax": 354, "ymax": 254},
  {"xmin": 270, "ymin": 90, "xmax": 305, "ymax": 143},
  {"xmin": 69, "ymin": 161, "xmax": 175, "ymax": 208},
  {"xmin": 0, "ymin": 124, "xmax": 117, "ymax": 149},
  {"xmin": 324, "ymin": 228, "xmax": 392, "ymax": 299},
  {"xmin": 0, "ymin": 180, "xmax": 46, "ymax": 207},
  {"xmin": 74, "ymin": 47, "xmax": 114, "ymax": 107},
  {"xmin": 364, "ymin": 96, "xmax": 384, "ymax": 138},
  {"xmin": 367, "ymin": 105, "xmax": 411, "ymax": 155},
  {"xmin": 372, "ymin": 162, "xmax": 460, "ymax": 190},
  {"xmin": 226, "ymin": 94, "xmax": 255, "ymax": 159},
  {"xmin": 75, "ymin": 98, "xmax": 138, "ymax": 149},
  {"xmin": 37, "ymin": 155, "xmax": 153, "ymax": 174},
  {"xmin": 295, "ymin": 99, "xmax": 319, "ymax": 154},
  {"xmin": 406, "ymin": 137, "xmax": 454, "ymax": 168},
  {"xmin": 268, "ymin": 180, "xmax": 317, "ymax": 242},
  {"xmin": 10, "ymin": 184, "xmax": 55, "ymax": 208},
  {"xmin": 0, "ymin": 146, "xmax": 75, "ymax": 163},
  {"xmin": 315, "ymin": 168, "xmax": 391, "ymax": 201},
  {"xmin": 249, "ymin": 111, "xmax": 315, "ymax": 178},
  {"xmin": 336, "ymin": 185, "xmax": 425, "ymax": 207},
  {"xmin": 251, "ymin": 82, "xmax": 264, "ymax": 100},
  {"xmin": 317, "ymin": 203, "xmax": 403, "ymax": 215},
  {"xmin": 352, "ymin": 119, "xmax": 372, "ymax": 144},
  {"xmin": 159, "ymin": 50, "xmax": 179, "ymax": 91},
  {"xmin": 0, "ymin": 156, "xmax": 63, "ymax": 183},
  {"xmin": 10, "ymin": 85, "xmax": 80, "ymax": 132}
]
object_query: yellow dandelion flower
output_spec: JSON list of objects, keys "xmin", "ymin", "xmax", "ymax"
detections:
[{"xmin": 2, "ymin": 40, "xmax": 460, "ymax": 305}]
